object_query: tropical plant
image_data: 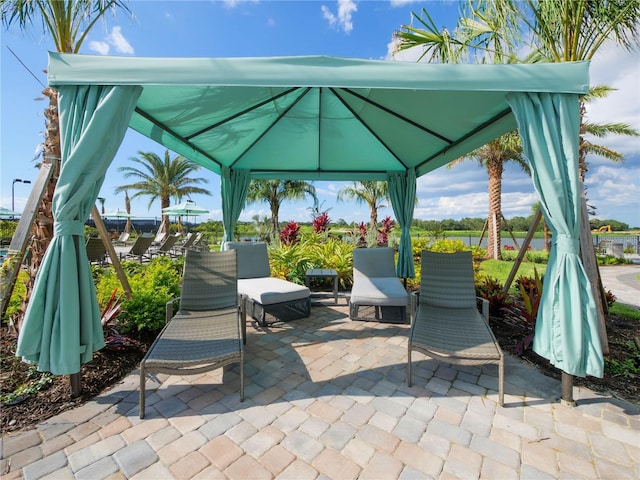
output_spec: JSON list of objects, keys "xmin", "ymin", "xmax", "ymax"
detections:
[
  {"xmin": 514, "ymin": 268, "xmax": 543, "ymax": 355},
  {"xmin": 1, "ymin": 0, "xmax": 132, "ymax": 322},
  {"xmin": 245, "ymin": 180, "xmax": 317, "ymax": 235},
  {"xmin": 377, "ymin": 215, "xmax": 396, "ymax": 246},
  {"xmin": 251, "ymin": 214, "xmax": 272, "ymax": 242},
  {"xmin": 114, "ymin": 150, "xmax": 211, "ymax": 234},
  {"xmin": 337, "ymin": 181, "xmax": 389, "ymax": 230},
  {"xmin": 312, "ymin": 212, "xmax": 331, "ymax": 234},
  {"xmin": 279, "ymin": 220, "xmax": 300, "ymax": 246},
  {"xmin": 394, "ymin": 0, "xmax": 640, "ymax": 255}
]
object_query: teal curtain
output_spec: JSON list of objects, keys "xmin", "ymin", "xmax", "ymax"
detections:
[
  {"xmin": 507, "ymin": 92, "xmax": 603, "ymax": 378},
  {"xmin": 221, "ymin": 166, "xmax": 251, "ymax": 245},
  {"xmin": 387, "ymin": 168, "xmax": 416, "ymax": 279},
  {"xmin": 17, "ymin": 85, "xmax": 142, "ymax": 375}
]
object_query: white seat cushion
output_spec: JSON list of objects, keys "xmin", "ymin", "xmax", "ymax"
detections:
[
  {"xmin": 350, "ymin": 276, "xmax": 409, "ymax": 307},
  {"xmin": 239, "ymin": 278, "xmax": 310, "ymax": 306}
]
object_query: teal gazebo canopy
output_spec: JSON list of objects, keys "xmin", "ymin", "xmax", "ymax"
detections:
[{"xmin": 18, "ymin": 53, "xmax": 602, "ymax": 388}]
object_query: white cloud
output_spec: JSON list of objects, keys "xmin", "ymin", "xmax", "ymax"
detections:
[
  {"xmin": 389, "ymin": 0, "xmax": 422, "ymax": 7},
  {"xmin": 321, "ymin": 0, "xmax": 357, "ymax": 33},
  {"xmin": 585, "ymin": 45, "xmax": 640, "ymax": 156},
  {"xmin": 88, "ymin": 26, "xmax": 134, "ymax": 56},
  {"xmin": 89, "ymin": 40, "xmax": 110, "ymax": 55},
  {"xmin": 108, "ymin": 26, "xmax": 134, "ymax": 55}
]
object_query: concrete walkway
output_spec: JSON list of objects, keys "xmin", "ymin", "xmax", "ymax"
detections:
[
  {"xmin": 2, "ymin": 296, "xmax": 639, "ymax": 480},
  {"xmin": 598, "ymin": 263, "xmax": 640, "ymax": 308}
]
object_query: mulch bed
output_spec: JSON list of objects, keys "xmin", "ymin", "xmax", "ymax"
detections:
[{"xmin": 2, "ymin": 305, "xmax": 638, "ymax": 435}]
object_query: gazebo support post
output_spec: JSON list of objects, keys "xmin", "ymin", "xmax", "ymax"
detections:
[
  {"xmin": 70, "ymin": 372, "xmax": 81, "ymax": 398},
  {"xmin": 561, "ymin": 372, "xmax": 576, "ymax": 406}
]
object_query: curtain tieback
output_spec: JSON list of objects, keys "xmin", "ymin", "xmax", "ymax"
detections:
[
  {"xmin": 54, "ymin": 220, "xmax": 85, "ymax": 237},
  {"xmin": 555, "ymin": 234, "xmax": 579, "ymax": 255}
]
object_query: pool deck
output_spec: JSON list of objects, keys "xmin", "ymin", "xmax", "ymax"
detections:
[{"xmin": 1, "ymin": 295, "xmax": 639, "ymax": 480}]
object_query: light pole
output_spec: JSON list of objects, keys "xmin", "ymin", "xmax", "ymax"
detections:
[{"xmin": 12, "ymin": 178, "xmax": 31, "ymax": 214}]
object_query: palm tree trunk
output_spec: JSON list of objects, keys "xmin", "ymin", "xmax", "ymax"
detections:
[
  {"xmin": 487, "ymin": 159, "xmax": 503, "ymax": 260},
  {"xmin": 271, "ymin": 203, "xmax": 280, "ymax": 237},
  {"xmin": 124, "ymin": 191, "xmax": 132, "ymax": 233},
  {"xmin": 21, "ymin": 88, "xmax": 60, "ymax": 323},
  {"xmin": 370, "ymin": 206, "xmax": 378, "ymax": 231}
]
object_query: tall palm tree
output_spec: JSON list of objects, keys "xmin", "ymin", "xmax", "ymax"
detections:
[
  {"xmin": 337, "ymin": 181, "xmax": 390, "ymax": 231},
  {"xmin": 449, "ymin": 132, "xmax": 528, "ymax": 259},
  {"xmin": 245, "ymin": 180, "xmax": 317, "ymax": 235},
  {"xmin": 394, "ymin": 0, "xmax": 639, "ymax": 239},
  {"xmin": 1, "ymin": 0, "xmax": 131, "ymax": 315},
  {"xmin": 114, "ymin": 150, "xmax": 211, "ymax": 234}
]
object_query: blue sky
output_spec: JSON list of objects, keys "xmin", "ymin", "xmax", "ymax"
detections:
[{"xmin": 2, "ymin": 0, "xmax": 639, "ymax": 228}]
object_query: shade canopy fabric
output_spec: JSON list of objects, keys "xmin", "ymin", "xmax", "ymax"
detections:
[
  {"xmin": 48, "ymin": 53, "xmax": 589, "ymax": 181},
  {"xmin": 16, "ymin": 52, "xmax": 602, "ymax": 382}
]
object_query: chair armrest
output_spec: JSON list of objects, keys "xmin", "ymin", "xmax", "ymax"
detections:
[
  {"xmin": 166, "ymin": 297, "xmax": 179, "ymax": 324},
  {"xmin": 476, "ymin": 296, "xmax": 489, "ymax": 322}
]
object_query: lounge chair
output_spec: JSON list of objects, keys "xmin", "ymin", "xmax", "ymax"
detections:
[
  {"xmin": 175, "ymin": 232, "xmax": 201, "ymax": 255},
  {"xmin": 150, "ymin": 233, "xmax": 181, "ymax": 257},
  {"xmin": 85, "ymin": 237, "xmax": 107, "ymax": 265},
  {"xmin": 349, "ymin": 247, "xmax": 410, "ymax": 323},
  {"xmin": 139, "ymin": 249, "xmax": 244, "ymax": 418},
  {"xmin": 119, "ymin": 234, "xmax": 154, "ymax": 263},
  {"xmin": 408, "ymin": 250, "xmax": 504, "ymax": 406},
  {"xmin": 151, "ymin": 230, "xmax": 168, "ymax": 246},
  {"xmin": 224, "ymin": 242, "xmax": 310, "ymax": 327},
  {"xmin": 112, "ymin": 231, "xmax": 131, "ymax": 246}
]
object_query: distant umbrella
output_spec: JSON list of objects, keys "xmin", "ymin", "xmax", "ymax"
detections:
[
  {"xmin": 162, "ymin": 201, "xmax": 209, "ymax": 216},
  {"xmin": 163, "ymin": 201, "xmax": 209, "ymax": 232},
  {"xmin": 103, "ymin": 209, "xmax": 134, "ymax": 232},
  {"xmin": 0, "ymin": 207, "xmax": 21, "ymax": 218}
]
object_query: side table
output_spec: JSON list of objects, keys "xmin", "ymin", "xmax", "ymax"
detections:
[{"xmin": 305, "ymin": 268, "xmax": 339, "ymax": 304}]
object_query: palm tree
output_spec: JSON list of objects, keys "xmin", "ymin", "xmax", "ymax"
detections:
[
  {"xmin": 337, "ymin": 181, "xmax": 389, "ymax": 230},
  {"xmin": 449, "ymin": 132, "xmax": 528, "ymax": 259},
  {"xmin": 245, "ymin": 180, "xmax": 317, "ymax": 235},
  {"xmin": 1, "ymin": 0, "xmax": 131, "ymax": 314},
  {"xmin": 114, "ymin": 150, "xmax": 211, "ymax": 234},
  {"xmin": 394, "ymin": 0, "xmax": 639, "ymax": 246}
]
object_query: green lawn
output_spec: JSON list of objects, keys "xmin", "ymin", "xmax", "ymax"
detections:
[{"xmin": 478, "ymin": 259, "xmax": 546, "ymax": 293}]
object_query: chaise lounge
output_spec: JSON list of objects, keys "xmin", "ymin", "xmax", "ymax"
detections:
[
  {"xmin": 224, "ymin": 242, "xmax": 310, "ymax": 327},
  {"xmin": 349, "ymin": 247, "xmax": 410, "ymax": 323}
]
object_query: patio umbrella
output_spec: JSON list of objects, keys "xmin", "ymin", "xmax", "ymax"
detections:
[
  {"xmin": 0, "ymin": 207, "xmax": 21, "ymax": 218},
  {"xmin": 103, "ymin": 209, "xmax": 134, "ymax": 233},
  {"xmin": 163, "ymin": 201, "xmax": 209, "ymax": 232}
]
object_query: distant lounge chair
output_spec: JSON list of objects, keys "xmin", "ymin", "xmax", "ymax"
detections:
[
  {"xmin": 150, "ymin": 233, "xmax": 181, "ymax": 257},
  {"xmin": 139, "ymin": 249, "xmax": 244, "ymax": 418},
  {"xmin": 112, "ymin": 231, "xmax": 131, "ymax": 246},
  {"xmin": 408, "ymin": 250, "xmax": 504, "ymax": 406},
  {"xmin": 85, "ymin": 237, "xmax": 107, "ymax": 266},
  {"xmin": 119, "ymin": 235, "xmax": 154, "ymax": 263},
  {"xmin": 177, "ymin": 232, "xmax": 202, "ymax": 255},
  {"xmin": 152, "ymin": 230, "xmax": 168, "ymax": 246}
]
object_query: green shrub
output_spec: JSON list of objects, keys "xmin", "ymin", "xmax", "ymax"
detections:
[{"xmin": 95, "ymin": 257, "xmax": 183, "ymax": 335}]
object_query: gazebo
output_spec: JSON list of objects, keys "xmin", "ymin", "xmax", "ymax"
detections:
[{"xmin": 17, "ymin": 53, "xmax": 602, "ymax": 400}]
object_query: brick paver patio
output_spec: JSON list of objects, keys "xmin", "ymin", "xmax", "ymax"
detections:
[{"xmin": 2, "ymin": 300, "xmax": 639, "ymax": 479}]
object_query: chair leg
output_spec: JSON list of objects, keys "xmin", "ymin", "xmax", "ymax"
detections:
[
  {"xmin": 498, "ymin": 358, "xmax": 504, "ymax": 406},
  {"xmin": 139, "ymin": 365, "xmax": 146, "ymax": 419},
  {"xmin": 407, "ymin": 347, "xmax": 412, "ymax": 387},
  {"xmin": 240, "ymin": 351, "xmax": 245, "ymax": 402}
]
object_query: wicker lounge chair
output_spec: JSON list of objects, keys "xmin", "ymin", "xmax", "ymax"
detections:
[
  {"xmin": 408, "ymin": 250, "xmax": 504, "ymax": 406},
  {"xmin": 85, "ymin": 237, "xmax": 107, "ymax": 265},
  {"xmin": 224, "ymin": 242, "xmax": 310, "ymax": 327},
  {"xmin": 349, "ymin": 247, "xmax": 410, "ymax": 323},
  {"xmin": 139, "ymin": 249, "xmax": 244, "ymax": 418},
  {"xmin": 119, "ymin": 234, "xmax": 154, "ymax": 263},
  {"xmin": 150, "ymin": 233, "xmax": 181, "ymax": 257}
]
